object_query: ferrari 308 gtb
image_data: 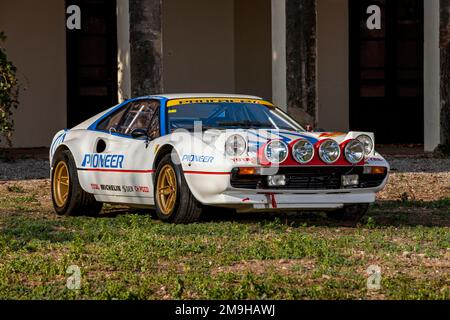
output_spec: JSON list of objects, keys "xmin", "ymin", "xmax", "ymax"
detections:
[{"xmin": 50, "ymin": 94, "xmax": 389, "ymax": 223}]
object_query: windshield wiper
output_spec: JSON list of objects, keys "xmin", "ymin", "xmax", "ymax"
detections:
[
  {"xmin": 174, "ymin": 125, "xmax": 218, "ymax": 132},
  {"xmin": 217, "ymin": 121, "xmax": 272, "ymax": 128}
]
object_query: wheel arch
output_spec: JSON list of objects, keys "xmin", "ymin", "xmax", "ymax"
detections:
[
  {"xmin": 153, "ymin": 144, "xmax": 176, "ymax": 171},
  {"xmin": 51, "ymin": 144, "xmax": 72, "ymax": 168}
]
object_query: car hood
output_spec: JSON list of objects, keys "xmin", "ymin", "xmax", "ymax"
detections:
[
  {"xmin": 202, "ymin": 129, "xmax": 373, "ymax": 147},
  {"xmin": 193, "ymin": 128, "xmax": 376, "ymax": 162}
]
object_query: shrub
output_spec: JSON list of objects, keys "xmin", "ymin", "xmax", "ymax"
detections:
[{"xmin": 0, "ymin": 31, "xmax": 20, "ymax": 147}]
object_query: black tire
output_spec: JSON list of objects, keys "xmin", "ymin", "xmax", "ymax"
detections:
[
  {"xmin": 51, "ymin": 150, "xmax": 103, "ymax": 216},
  {"xmin": 327, "ymin": 204, "xmax": 369, "ymax": 224},
  {"xmin": 154, "ymin": 154, "xmax": 202, "ymax": 224}
]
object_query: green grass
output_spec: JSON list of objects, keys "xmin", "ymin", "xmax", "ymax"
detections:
[
  {"xmin": 7, "ymin": 185, "xmax": 26, "ymax": 194},
  {"xmin": 0, "ymin": 180, "xmax": 448, "ymax": 300}
]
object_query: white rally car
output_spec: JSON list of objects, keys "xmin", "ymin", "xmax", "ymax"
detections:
[{"xmin": 50, "ymin": 94, "xmax": 389, "ymax": 223}]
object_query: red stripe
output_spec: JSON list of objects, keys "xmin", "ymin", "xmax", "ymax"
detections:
[
  {"xmin": 78, "ymin": 168, "xmax": 230, "ymax": 175},
  {"xmin": 184, "ymin": 171, "xmax": 231, "ymax": 175},
  {"xmin": 79, "ymin": 168, "xmax": 155, "ymax": 173}
]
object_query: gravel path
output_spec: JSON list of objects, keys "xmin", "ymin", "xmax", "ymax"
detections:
[
  {"xmin": 0, "ymin": 159, "xmax": 50, "ymax": 181},
  {"xmin": 0, "ymin": 157, "xmax": 449, "ymax": 181},
  {"xmin": 386, "ymin": 156, "xmax": 450, "ymax": 173}
]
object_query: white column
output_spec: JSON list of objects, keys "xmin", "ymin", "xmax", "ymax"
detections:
[
  {"xmin": 424, "ymin": 0, "xmax": 441, "ymax": 152},
  {"xmin": 271, "ymin": 0, "xmax": 287, "ymax": 110},
  {"xmin": 117, "ymin": 0, "xmax": 131, "ymax": 102}
]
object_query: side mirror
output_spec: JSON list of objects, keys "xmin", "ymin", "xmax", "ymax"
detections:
[
  {"xmin": 131, "ymin": 128, "xmax": 149, "ymax": 139},
  {"xmin": 305, "ymin": 125, "xmax": 326, "ymax": 133}
]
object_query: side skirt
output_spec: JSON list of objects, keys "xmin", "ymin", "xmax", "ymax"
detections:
[{"xmin": 94, "ymin": 194, "xmax": 155, "ymax": 207}]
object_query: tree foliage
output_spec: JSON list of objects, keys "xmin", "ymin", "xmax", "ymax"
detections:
[{"xmin": 0, "ymin": 31, "xmax": 19, "ymax": 147}]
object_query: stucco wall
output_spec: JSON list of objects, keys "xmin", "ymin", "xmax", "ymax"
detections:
[
  {"xmin": 234, "ymin": 0, "xmax": 272, "ymax": 101},
  {"xmin": 0, "ymin": 0, "xmax": 66, "ymax": 148},
  {"xmin": 162, "ymin": 0, "xmax": 236, "ymax": 93},
  {"xmin": 317, "ymin": 0, "xmax": 349, "ymax": 132}
]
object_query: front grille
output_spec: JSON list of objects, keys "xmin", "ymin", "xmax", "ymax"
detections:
[
  {"xmin": 285, "ymin": 175, "xmax": 341, "ymax": 189},
  {"xmin": 230, "ymin": 167, "xmax": 387, "ymax": 190}
]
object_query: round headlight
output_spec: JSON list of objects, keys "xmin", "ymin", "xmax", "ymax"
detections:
[
  {"xmin": 292, "ymin": 140, "xmax": 314, "ymax": 164},
  {"xmin": 265, "ymin": 140, "xmax": 289, "ymax": 164},
  {"xmin": 319, "ymin": 140, "xmax": 341, "ymax": 164},
  {"xmin": 225, "ymin": 135, "xmax": 247, "ymax": 156},
  {"xmin": 344, "ymin": 140, "xmax": 365, "ymax": 164},
  {"xmin": 357, "ymin": 135, "xmax": 374, "ymax": 155}
]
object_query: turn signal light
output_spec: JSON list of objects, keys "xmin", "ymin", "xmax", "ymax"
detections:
[
  {"xmin": 364, "ymin": 166, "xmax": 387, "ymax": 175},
  {"xmin": 238, "ymin": 167, "xmax": 257, "ymax": 175}
]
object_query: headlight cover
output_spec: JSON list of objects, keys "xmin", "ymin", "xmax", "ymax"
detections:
[
  {"xmin": 292, "ymin": 140, "xmax": 314, "ymax": 164},
  {"xmin": 319, "ymin": 140, "xmax": 341, "ymax": 164},
  {"xmin": 225, "ymin": 135, "xmax": 247, "ymax": 156},
  {"xmin": 357, "ymin": 135, "xmax": 374, "ymax": 155},
  {"xmin": 265, "ymin": 140, "xmax": 289, "ymax": 164},
  {"xmin": 344, "ymin": 140, "xmax": 365, "ymax": 164}
]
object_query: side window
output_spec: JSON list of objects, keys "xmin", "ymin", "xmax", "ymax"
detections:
[
  {"xmin": 148, "ymin": 108, "xmax": 160, "ymax": 139},
  {"xmin": 118, "ymin": 100, "xmax": 160, "ymax": 136},
  {"xmin": 96, "ymin": 105, "xmax": 129, "ymax": 132}
]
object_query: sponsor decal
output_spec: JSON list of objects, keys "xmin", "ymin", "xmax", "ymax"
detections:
[
  {"xmin": 230, "ymin": 157, "xmax": 255, "ymax": 164},
  {"xmin": 91, "ymin": 184, "xmax": 150, "ymax": 193},
  {"xmin": 319, "ymin": 132, "xmax": 345, "ymax": 138},
  {"xmin": 134, "ymin": 186, "xmax": 150, "ymax": 193},
  {"xmin": 167, "ymin": 98, "xmax": 274, "ymax": 108},
  {"xmin": 121, "ymin": 185, "xmax": 151, "ymax": 193},
  {"xmin": 82, "ymin": 154, "xmax": 125, "ymax": 169},
  {"xmin": 100, "ymin": 185, "xmax": 121, "ymax": 192},
  {"xmin": 182, "ymin": 154, "xmax": 215, "ymax": 163}
]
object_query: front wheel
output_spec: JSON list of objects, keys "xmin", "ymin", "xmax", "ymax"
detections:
[
  {"xmin": 154, "ymin": 154, "xmax": 202, "ymax": 224},
  {"xmin": 51, "ymin": 150, "xmax": 103, "ymax": 216},
  {"xmin": 326, "ymin": 204, "xmax": 369, "ymax": 224}
]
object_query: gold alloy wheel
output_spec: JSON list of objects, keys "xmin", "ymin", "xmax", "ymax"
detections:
[
  {"xmin": 53, "ymin": 161, "xmax": 70, "ymax": 207},
  {"xmin": 156, "ymin": 164, "xmax": 178, "ymax": 216}
]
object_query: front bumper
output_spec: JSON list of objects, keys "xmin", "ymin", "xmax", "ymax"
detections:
[
  {"xmin": 204, "ymin": 190, "xmax": 377, "ymax": 212},
  {"xmin": 184, "ymin": 165, "xmax": 389, "ymax": 211}
]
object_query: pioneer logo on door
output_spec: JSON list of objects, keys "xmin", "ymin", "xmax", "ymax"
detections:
[{"xmin": 81, "ymin": 154, "xmax": 125, "ymax": 169}]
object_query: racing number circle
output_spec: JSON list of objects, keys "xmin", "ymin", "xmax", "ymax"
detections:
[
  {"xmin": 156, "ymin": 164, "xmax": 178, "ymax": 215},
  {"xmin": 53, "ymin": 161, "xmax": 70, "ymax": 207}
]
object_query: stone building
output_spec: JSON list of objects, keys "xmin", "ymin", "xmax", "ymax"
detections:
[{"xmin": 1, "ymin": 0, "xmax": 449, "ymax": 151}]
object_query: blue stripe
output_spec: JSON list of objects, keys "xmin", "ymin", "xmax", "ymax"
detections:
[
  {"xmin": 275, "ymin": 130, "xmax": 319, "ymax": 144},
  {"xmin": 247, "ymin": 130, "xmax": 319, "ymax": 146},
  {"xmin": 51, "ymin": 132, "xmax": 66, "ymax": 156}
]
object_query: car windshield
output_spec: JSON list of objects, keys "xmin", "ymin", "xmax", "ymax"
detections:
[{"xmin": 167, "ymin": 102, "xmax": 304, "ymax": 132}]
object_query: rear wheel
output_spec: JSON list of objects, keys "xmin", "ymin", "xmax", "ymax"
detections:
[
  {"xmin": 327, "ymin": 204, "xmax": 369, "ymax": 224},
  {"xmin": 154, "ymin": 154, "xmax": 202, "ymax": 223},
  {"xmin": 51, "ymin": 150, "xmax": 103, "ymax": 216}
]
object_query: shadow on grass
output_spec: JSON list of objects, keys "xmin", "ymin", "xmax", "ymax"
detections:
[
  {"xmin": 0, "ymin": 214, "xmax": 77, "ymax": 246},
  {"xmin": 98, "ymin": 199, "xmax": 449, "ymax": 228},
  {"xmin": 199, "ymin": 200, "xmax": 450, "ymax": 228},
  {"xmin": 0, "ymin": 200, "xmax": 447, "ymax": 247}
]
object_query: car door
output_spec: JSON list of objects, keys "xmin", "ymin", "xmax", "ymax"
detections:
[{"xmin": 86, "ymin": 99, "xmax": 161, "ymax": 202}]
